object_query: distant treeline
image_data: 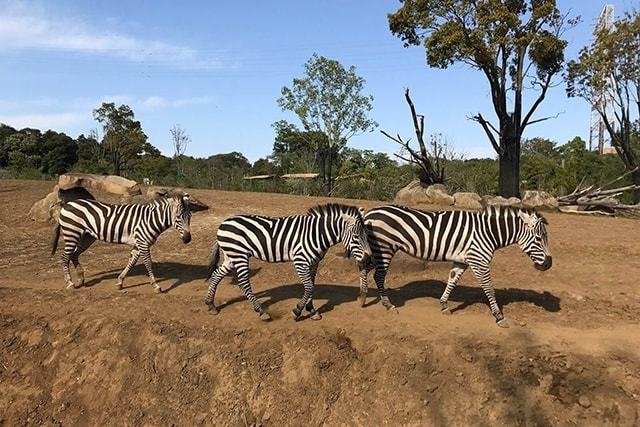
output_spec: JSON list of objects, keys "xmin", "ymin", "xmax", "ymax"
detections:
[{"xmin": 0, "ymin": 122, "xmax": 632, "ymax": 202}]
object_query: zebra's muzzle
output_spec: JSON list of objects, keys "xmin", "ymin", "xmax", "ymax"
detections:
[
  {"xmin": 182, "ymin": 232, "xmax": 192, "ymax": 244},
  {"xmin": 535, "ymin": 256, "xmax": 552, "ymax": 271}
]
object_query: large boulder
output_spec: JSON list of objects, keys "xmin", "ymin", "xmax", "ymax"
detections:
[
  {"xmin": 29, "ymin": 186, "xmax": 97, "ymax": 223},
  {"xmin": 483, "ymin": 195, "xmax": 522, "ymax": 208},
  {"xmin": 521, "ymin": 190, "xmax": 559, "ymax": 211},
  {"xmin": 28, "ymin": 187, "xmax": 61, "ymax": 224},
  {"xmin": 453, "ymin": 192, "xmax": 483, "ymax": 210},
  {"xmin": 58, "ymin": 173, "xmax": 141, "ymax": 196},
  {"xmin": 394, "ymin": 180, "xmax": 454, "ymax": 207}
]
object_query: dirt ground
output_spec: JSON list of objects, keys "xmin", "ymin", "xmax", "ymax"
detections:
[{"xmin": 0, "ymin": 179, "xmax": 639, "ymax": 426}]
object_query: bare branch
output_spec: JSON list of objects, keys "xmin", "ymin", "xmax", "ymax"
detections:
[
  {"xmin": 470, "ymin": 113, "xmax": 502, "ymax": 154},
  {"xmin": 525, "ymin": 112, "xmax": 564, "ymax": 126}
]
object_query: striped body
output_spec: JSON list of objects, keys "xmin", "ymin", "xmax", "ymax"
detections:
[
  {"xmin": 205, "ymin": 204, "xmax": 371, "ymax": 320},
  {"xmin": 52, "ymin": 193, "xmax": 191, "ymax": 292},
  {"xmin": 360, "ymin": 205, "xmax": 551, "ymax": 326}
]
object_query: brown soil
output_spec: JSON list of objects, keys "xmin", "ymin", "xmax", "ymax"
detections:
[{"xmin": 1, "ymin": 179, "xmax": 639, "ymax": 426}]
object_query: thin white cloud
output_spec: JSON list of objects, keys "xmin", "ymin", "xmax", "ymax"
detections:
[
  {"xmin": 0, "ymin": 112, "xmax": 88, "ymax": 130},
  {"xmin": 138, "ymin": 96, "xmax": 214, "ymax": 110},
  {"xmin": 0, "ymin": 1, "xmax": 227, "ymax": 70}
]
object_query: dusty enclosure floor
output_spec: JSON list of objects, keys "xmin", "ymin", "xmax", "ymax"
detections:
[{"xmin": 1, "ymin": 179, "xmax": 639, "ymax": 426}]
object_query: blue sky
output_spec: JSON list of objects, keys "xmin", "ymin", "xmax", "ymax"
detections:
[{"xmin": 0, "ymin": 0, "xmax": 638, "ymax": 161}]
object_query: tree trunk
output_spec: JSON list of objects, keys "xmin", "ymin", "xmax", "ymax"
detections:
[
  {"xmin": 498, "ymin": 127, "xmax": 520, "ymax": 198},
  {"xmin": 632, "ymin": 169, "xmax": 640, "ymax": 204},
  {"xmin": 324, "ymin": 148, "xmax": 333, "ymax": 195}
]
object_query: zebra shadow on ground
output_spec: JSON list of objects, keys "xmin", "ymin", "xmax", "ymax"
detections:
[
  {"xmin": 214, "ymin": 279, "xmax": 561, "ymax": 318},
  {"xmin": 82, "ymin": 262, "xmax": 262, "ymax": 293},
  {"xmin": 385, "ymin": 280, "xmax": 561, "ymax": 313}
]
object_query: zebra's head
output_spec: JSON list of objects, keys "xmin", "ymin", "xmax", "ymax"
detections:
[
  {"xmin": 169, "ymin": 192, "xmax": 192, "ymax": 244},
  {"xmin": 517, "ymin": 209, "xmax": 552, "ymax": 271},
  {"xmin": 308, "ymin": 204, "xmax": 372, "ymax": 263},
  {"xmin": 339, "ymin": 207, "xmax": 372, "ymax": 265}
]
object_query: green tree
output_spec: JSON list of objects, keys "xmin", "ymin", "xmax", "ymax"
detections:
[
  {"xmin": 271, "ymin": 120, "xmax": 325, "ymax": 173},
  {"xmin": 93, "ymin": 102, "xmax": 150, "ymax": 176},
  {"xmin": 566, "ymin": 11, "xmax": 640, "ymax": 202},
  {"xmin": 251, "ymin": 158, "xmax": 282, "ymax": 176},
  {"xmin": 74, "ymin": 132, "xmax": 110, "ymax": 174},
  {"xmin": 40, "ymin": 130, "xmax": 78, "ymax": 175},
  {"xmin": 278, "ymin": 54, "xmax": 378, "ymax": 194},
  {"xmin": 388, "ymin": 0, "xmax": 575, "ymax": 197}
]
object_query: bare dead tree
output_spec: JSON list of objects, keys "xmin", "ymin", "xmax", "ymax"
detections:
[
  {"xmin": 170, "ymin": 124, "xmax": 191, "ymax": 176},
  {"xmin": 381, "ymin": 88, "xmax": 455, "ymax": 185}
]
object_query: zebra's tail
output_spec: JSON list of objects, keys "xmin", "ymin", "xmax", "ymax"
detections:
[
  {"xmin": 51, "ymin": 222, "xmax": 61, "ymax": 256},
  {"xmin": 205, "ymin": 241, "xmax": 220, "ymax": 281}
]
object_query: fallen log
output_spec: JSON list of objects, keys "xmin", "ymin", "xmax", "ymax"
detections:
[{"xmin": 557, "ymin": 168, "xmax": 640, "ymax": 218}]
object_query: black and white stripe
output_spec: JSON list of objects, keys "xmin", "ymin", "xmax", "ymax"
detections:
[
  {"xmin": 51, "ymin": 192, "xmax": 192, "ymax": 292},
  {"xmin": 359, "ymin": 205, "xmax": 552, "ymax": 326},
  {"xmin": 205, "ymin": 203, "xmax": 372, "ymax": 320}
]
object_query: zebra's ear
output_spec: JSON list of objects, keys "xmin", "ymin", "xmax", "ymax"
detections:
[
  {"xmin": 358, "ymin": 207, "xmax": 365, "ymax": 216},
  {"xmin": 517, "ymin": 210, "xmax": 536, "ymax": 227}
]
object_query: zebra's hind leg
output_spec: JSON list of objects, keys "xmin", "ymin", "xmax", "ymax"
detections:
[
  {"xmin": 61, "ymin": 235, "xmax": 80, "ymax": 289},
  {"xmin": 117, "ymin": 248, "xmax": 139, "ymax": 290},
  {"xmin": 468, "ymin": 262, "xmax": 508, "ymax": 328},
  {"xmin": 439, "ymin": 262, "xmax": 467, "ymax": 315},
  {"xmin": 62, "ymin": 248, "xmax": 77, "ymax": 289},
  {"xmin": 71, "ymin": 235, "xmax": 96, "ymax": 288},
  {"xmin": 235, "ymin": 259, "xmax": 270, "ymax": 321},
  {"xmin": 204, "ymin": 260, "xmax": 232, "ymax": 314}
]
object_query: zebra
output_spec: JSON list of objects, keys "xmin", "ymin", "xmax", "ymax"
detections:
[
  {"xmin": 358, "ymin": 205, "xmax": 552, "ymax": 327},
  {"xmin": 204, "ymin": 203, "xmax": 372, "ymax": 321},
  {"xmin": 51, "ymin": 190, "xmax": 192, "ymax": 293}
]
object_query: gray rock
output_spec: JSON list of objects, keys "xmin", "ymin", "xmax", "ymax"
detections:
[
  {"xmin": 522, "ymin": 190, "xmax": 559, "ymax": 211},
  {"xmin": 453, "ymin": 192, "xmax": 483, "ymax": 210}
]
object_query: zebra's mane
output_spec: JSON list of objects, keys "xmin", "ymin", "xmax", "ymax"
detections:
[
  {"xmin": 482, "ymin": 205, "xmax": 546, "ymax": 222},
  {"xmin": 307, "ymin": 203, "xmax": 363, "ymax": 219}
]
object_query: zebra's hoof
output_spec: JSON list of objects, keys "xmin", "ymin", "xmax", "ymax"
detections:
[
  {"xmin": 116, "ymin": 283, "xmax": 123, "ymax": 290},
  {"xmin": 154, "ymin": 286, "xmax": 162, "ymax": 294},
  {"xmin": 310, "ymin": 312, "xmax": 322, "ymax": 321},
  {"xmin": 259, "ymin": 311, "xmax": 272, "ymax": 321},
  {"xmin": 496, "ymin": 318, "xmax": 510, "ymax": 328},
  {"xmin": 441, "ymin": 307, "xmax": 452, "ymax": 315},
  {"xmin": 291, "ymin": 310, "xmax": 301, "ymax": 321},
  {"xmin": 65, "ymin": 282, "xmax": 76, "ymax": 289},
  {"xmin": 384, "ymin": 304, "xmax": 398, "ymax": 313},
  {"xmin": 207, "ymin": 304, "xmax": 219, "ymax": 315},
  {"xmin": 358, "ymin": 293, "xmax": 367, "ymax": 307}
]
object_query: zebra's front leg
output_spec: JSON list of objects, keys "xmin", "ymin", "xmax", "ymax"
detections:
[
  {"xmin": 117, "ymin": 248, "xmax": 139, "ymax": 290},
  {"xmin": 373, "ymin": 263, "xmax": 396, "ymax": 312},
  {"xmin": 439, "ymin": 262, "xmax": 467, "ymax": 315},
  {"xmin": 204, "ymin": 261, "xmax": 232, "ymax": 314},
  {"xmin": 235, "ymin": 259, "xmax": 271, "ymax": 321},
  {"xmin": 304, "ymin": 262, "xmax": 321, "ymax": 320},
  {"xmin": 358, "ymin": 261, "xmax": 374, "ymax": 307},
  {"xmin": 138, "ymin": 244, "xmax": 161, "ymax": 293},
  {"xmin": 468, "ymin": 262, "xmax": 508, "ymax": 327},
  {"xmin": 293, "ymin": 262, "xmax": 320, "ymax": 321}
]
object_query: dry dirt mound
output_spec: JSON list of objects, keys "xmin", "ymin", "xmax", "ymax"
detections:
[{"xmin": 1, "ymin": 179, "xmax": 639, "ymax": 426}]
